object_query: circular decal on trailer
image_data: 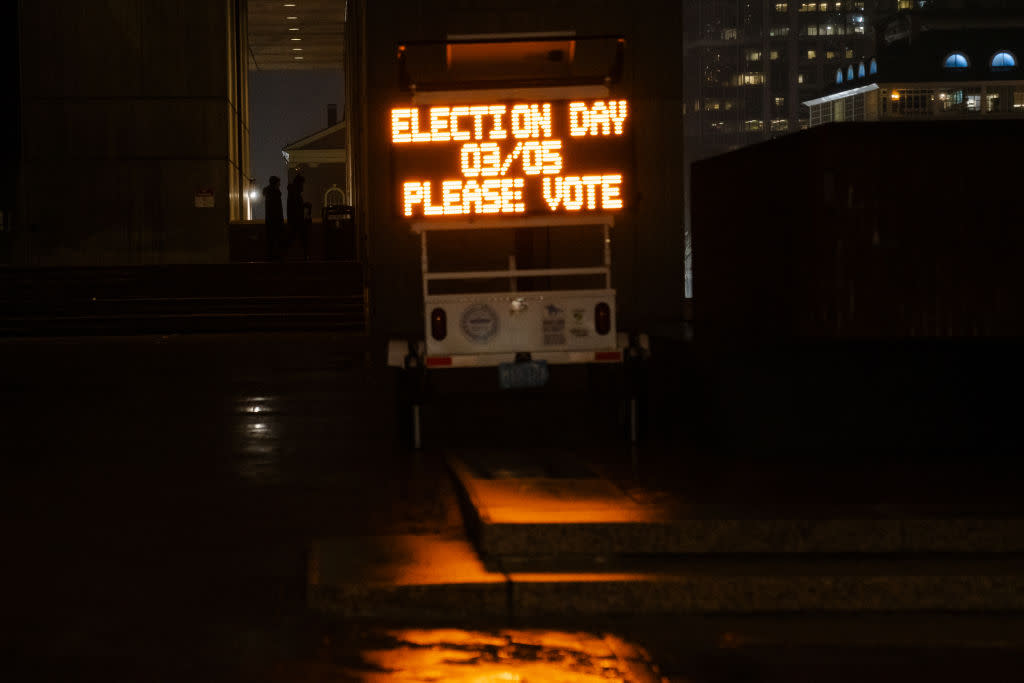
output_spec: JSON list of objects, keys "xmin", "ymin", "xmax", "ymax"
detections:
[{"xmin": 460, "ymin": 303, "xmax": 499, "ymax": 343}]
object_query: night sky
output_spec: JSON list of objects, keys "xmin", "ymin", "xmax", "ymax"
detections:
[{"xmin": 249, "ymin": 69, "xmax": 344, "ymax": 220}]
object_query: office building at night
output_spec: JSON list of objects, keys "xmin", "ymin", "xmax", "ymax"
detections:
[
  {"xmin": 683, "ymin": 0, "xmax": 888, "ymax": 164},
  {"xmin": 804, "ymin": 7, "xmax": 1024, "ymax": 125}
]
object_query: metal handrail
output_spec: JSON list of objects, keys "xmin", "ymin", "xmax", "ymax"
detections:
[{"xmin": 425, "ymin": 266, "xmax": 607, "ymax": 281}]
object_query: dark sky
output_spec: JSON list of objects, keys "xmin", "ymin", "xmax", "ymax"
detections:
[{"xmin": 249, "ymin": 69, "xmax": 344, "ymax": 220}]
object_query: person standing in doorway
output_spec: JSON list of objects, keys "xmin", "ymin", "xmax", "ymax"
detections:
[
  {"xmin": 263, "ymin": 176, "xmax": 283, "ymax": 261},
  {"xmin": 287, "ymin": 173, "xmax": 308, "ymax": 261}
]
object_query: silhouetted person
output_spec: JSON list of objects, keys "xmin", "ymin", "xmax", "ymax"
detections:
[
  {"xmin": 263, "ymin": 176, "xmax": 283, "ymax": 260},
  {"xmin": 287, "ymin": 174, "xmax": 309, "ymax": 260}
]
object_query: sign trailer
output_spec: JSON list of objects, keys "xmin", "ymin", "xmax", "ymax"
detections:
[{"xmin": 386, "ymin": 65, "xmax": 649, "ymax": 447}]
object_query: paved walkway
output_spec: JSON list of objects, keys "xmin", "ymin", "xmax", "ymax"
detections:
[{"xmin": 7, "ymin": 333, "xmax": 1024, "ymax": 681}]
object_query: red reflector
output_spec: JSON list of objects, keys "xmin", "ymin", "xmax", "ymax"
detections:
[
  {"xmin": 594, "ymin": 351, "xmax": 622, "ymax": 362},
  {"xmin": 426, "ymin": 356, "xmax": 453, "ymax": 367}
]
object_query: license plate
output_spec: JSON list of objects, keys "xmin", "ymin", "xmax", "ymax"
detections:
[{"xmin": 499, "ymin": 360, "xmax": 549, "ymax": 389}]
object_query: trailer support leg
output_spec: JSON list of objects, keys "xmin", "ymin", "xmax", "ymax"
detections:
[
  {"xmin": 412, "ymin": 403, "xmax": 422, "ymax": 450},
  {"xmin": 629, "ymin": 396, "xmax": 638, "ymax": 444}
]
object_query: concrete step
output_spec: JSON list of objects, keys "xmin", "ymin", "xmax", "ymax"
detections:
[
  {"xmin": 447, "ymin": 454, "xmax": 1024, "ymax": 558},
  {"xmin": 307, "ymin": 533, "xmax": 1024, "ymax": 619}
]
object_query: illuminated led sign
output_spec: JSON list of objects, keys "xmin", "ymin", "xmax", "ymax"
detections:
[{"xmin": 391, "ymin": 99, "xmax": 631, "ymax": 218}]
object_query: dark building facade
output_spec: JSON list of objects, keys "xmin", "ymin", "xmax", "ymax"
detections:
[
  {"xmin": 10, "ymin": 0, "xmax": 252, "ymax": 266},
  {"xmin": 690, "ymin": 119, "xmax": 1024, "ymax": 454},
  {"xmin": 345, "ymin": 0, "xmax": 685, "ymax": 337}
]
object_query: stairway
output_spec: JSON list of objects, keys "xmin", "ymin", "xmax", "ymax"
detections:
[{"xmin": 0, "ymin": 262, "xmax": 367, "ymax": 336}]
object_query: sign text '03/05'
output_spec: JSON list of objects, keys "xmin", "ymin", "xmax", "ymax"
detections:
[{"xmin": 391, "ymin": 99, "xmax": 631, "ymax": 218}]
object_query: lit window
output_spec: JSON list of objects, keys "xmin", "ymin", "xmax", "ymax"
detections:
[
  {"xmin": 770, "ymin": 50, "xmax": 780, "ymax": 60},
  {"xmin": 847, "ymin": 65, "xmax": 854, "ymax": 80},
  {"xmin": 723, "ymin": 27, "xmax": 738, "ymax": 40},
  {"xmin": 807, "ymin": 49, "xmax": 816, "ymax": 59},
  {"xmin": 845, "ymin": 48, "xmax": 854, "ymax": 59},
  {"xmin": 825, "ymin": 50, "xmax": 836, "ymax": 60},
  {"xmin": 774, "ymin": 96, "xmax": 785, "ymax": 106},
  {"xmin": 944, "ymin": 52, "xmax": 969, "ymax": 69},
  {"xmin": 775, "ymin": 2, "xmax": 789, "ymax": 11},
  {"xmin": 869, "ymin": 58, "xmax": 878, "ymax": 74},
  {"xmin": 835, "ymin": 69, "xmax": 843, "ymax": 84},
  {"xmin": 770, "ymin": 26, "xmax": 790, "ymax": 36},
  {"xmin": 798, "ymin": 73, "xmax": 806, "ymax": 84},
  {"xmin": 991, "ymin": 51, "xmax": 1017, "ymax": 70},
  {"xmin": 858, "ymin": 62, "xmax": 866, "ymax": 78},
  {"xmin": 747, "ymin": 49, "xmax": 762, "ymax": 61},
  {"xmin": 745, "ymin": 119, "xmax": 764, "ymax": 131},
  {"xmin": 800, "ymin": 2, "xmax": 816, "ymax": 11},
  {"xmin": 807, "ymin": 25, "xmax": 818, "ymax": 36}
]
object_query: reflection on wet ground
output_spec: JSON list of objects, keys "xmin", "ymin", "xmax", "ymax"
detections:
[{"xmin": 334, "ymin": 629, "xmax": 656, "ymax": 682}]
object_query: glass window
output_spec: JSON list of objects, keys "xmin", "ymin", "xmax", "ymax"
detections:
[
  {"xmin": 807, "ymin": 49, "xmax": 817, "ymax": 59},
  {"xmin": 774, "ymin": 96, "xmax": 785, "ymax": 106},
  {"xmin": 847, "ymin": 65, "xmax": 855, "ymax": 80},
  {"xmin": 770, "ymin": 26, "xmax": 790, "ymax": 36},
  {"xmin": 1014, "ymin": 89, "xmax": 1024, "ymax": 110},
  {"xmin": 836, "ymin": 68, "xmax": 844, "ymax": 84},
  {"xmin": 869, "ymin": 58, "xmax": 878, "ymax": 75},
  {"xmin": 800, "ymin": 2, "xmax": 817, "ymax": 11},
  {"xmin": 885, "ymin": 89, "xmax": 935, "ymax": 116},
  {"xmin": 771, "ymin": 50, "xmax": 780, "ymax": 60},
  {"xmin": 775, "ymin": 2, "xmax": 789, "ymax": 11},
  {"xmin": 807, "ymin": 25, "xmax": 818, "ymax": 36},
  {"xmin": 747, "ymin": 49, "xmax": 763, "ymax": 61},
  {"xmin": 991, "ymin": 51, "xmax": 1017, "ymax": 70},
  {"xmin": 944, "ymin": 52, "xmax": 969, "ymax": 69},
  {"xmin": 845, "ymin": 48, "xmax": 854, "ymax": 59},
  {"xmin": 826, "ymin": 50, "xmax": 836, "ymax": 60},
  {"xmin": 858, "ymin": 62, "xmax": 866, "ymax": 78}
]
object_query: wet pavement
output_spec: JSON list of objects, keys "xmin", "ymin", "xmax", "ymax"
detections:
[{"xmin": 6, "ymin": 332, "xmax": 1024, "ymax": 681}]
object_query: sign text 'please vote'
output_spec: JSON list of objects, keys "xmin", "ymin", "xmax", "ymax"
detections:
[{"xmin": 391, "ymin": 100, "xmax": 630, "ymax": 218}]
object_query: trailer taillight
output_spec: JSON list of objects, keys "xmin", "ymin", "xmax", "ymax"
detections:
[
  {"xmin": 430, "ymin": 308, "xmax": 447, "ymax": 340},
  {"xmin": 595, "ymin": 302, "xmax": 611, "ymax": 335}
]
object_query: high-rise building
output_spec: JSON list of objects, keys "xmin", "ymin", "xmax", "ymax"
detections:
[{"xmin": 684, "ymin": 1, "xmax": 889, "ymax": 165}]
